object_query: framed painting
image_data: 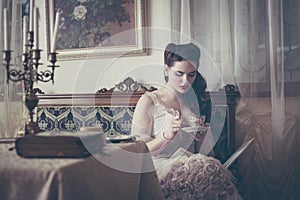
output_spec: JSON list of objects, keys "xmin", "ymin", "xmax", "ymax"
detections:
[{"xmin": 45, "ymin": 0, "xmax": 147, "ymax": 60}]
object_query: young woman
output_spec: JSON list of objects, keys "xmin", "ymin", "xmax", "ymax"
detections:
[{"xmin": 131, "ymin": 43, "xmax": 242, "ymax": 199}]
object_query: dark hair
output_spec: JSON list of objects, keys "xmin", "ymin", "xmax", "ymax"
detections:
[
  {"xmin": 164, "ymin": 43, "xmax": 200, "ymax": 72},
  {"xmin": 163, "ymin": 43, "xmax": 211, "ymax": 122},
  {"xmin": 189, "ymin": 71, "xmax": 212, "ymax": 123}
]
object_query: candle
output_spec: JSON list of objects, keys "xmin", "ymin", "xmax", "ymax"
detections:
[
  {"xmin": 3, "ymin": 8, "xmax": 9, "ymax": 51},
  {"xmin": 29, "ymin": 0, "xmax": 34, "ymax": 32},
  {"xmin": 23, "ymin": 16, "xmax": 29, "ymax": 53},
  {"xmin": 34, "ymin": 7, "xmax": 39, "ymax": 49},
  {"xmin": 49, "ymin": 1, "xmax": 54, "ymax": 46},
  {"xmin": 51, "ymin": 11, "xmax": 61, "ymax": 53}
]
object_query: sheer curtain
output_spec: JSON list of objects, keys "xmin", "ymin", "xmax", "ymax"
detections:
[
  {"xmin": 171, "ymin": 0, "xmax": 300, "ymax": 199},
  {"xmin": 0, "ymin": 0, "xmax": 26, "ymax": 137}
]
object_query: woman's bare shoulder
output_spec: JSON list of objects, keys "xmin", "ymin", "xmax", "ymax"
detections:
[
  {"xmin": 135, "ymin": 89, "xmax": 166, "ymax": 113},
  {"xmin": 136, "ymin": 91, "xmax": 155, "ymax": 108},
  {"xmin": 133, "ymin": 92, "xmax": 156, "ymax": 124}
]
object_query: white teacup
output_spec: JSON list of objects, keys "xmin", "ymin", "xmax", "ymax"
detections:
[{"xmin": 187, "ymin": 115, "xmax": 206, "ymax": 127}]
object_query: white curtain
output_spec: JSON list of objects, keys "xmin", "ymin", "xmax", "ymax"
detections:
[
  {"xmin": 171, "ymin": 0, "xmax": 300, "ymax": 199},
  {"xmin": 0, "ymin": 0, "xmax": 26, "ymax": 137}
]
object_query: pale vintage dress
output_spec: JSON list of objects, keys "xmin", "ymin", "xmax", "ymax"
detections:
[{"xmin": 141, "ymin": 92, "xmax": 242, "ymax": 200}]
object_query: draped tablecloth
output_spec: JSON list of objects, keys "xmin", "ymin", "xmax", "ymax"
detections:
[{"xmin": 0, "ymin": 141, "xmax": 163, "ymax": 200}]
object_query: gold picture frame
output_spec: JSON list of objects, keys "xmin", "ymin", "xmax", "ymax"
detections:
[{"xmin": 45, "ymin": 0, "xmax": 147, "ymax": 60}]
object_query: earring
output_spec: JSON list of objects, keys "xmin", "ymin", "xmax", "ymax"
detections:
[{"xmin": 164, "ymin": 72, "xmax": 169, "ymax": 82}]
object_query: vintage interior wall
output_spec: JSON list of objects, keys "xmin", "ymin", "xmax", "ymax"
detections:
[{"xmin": 35, "ymin": 0, "xmax": 172, "ymax": 94}]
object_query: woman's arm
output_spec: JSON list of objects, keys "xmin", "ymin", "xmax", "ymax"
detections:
[
  {"xmin": 131, "ymin": 94, "xmax": 181, "ymax": 155},
  {"xmin": 146, "ymin": 114, "xmax": 181, "ymax": 155}
]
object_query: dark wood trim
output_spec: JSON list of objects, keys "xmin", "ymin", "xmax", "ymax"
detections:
[
  {"xmin": 38, "ymin": 92, "xmax": 146, "ymax": 107},
  {"xmin": 38, "ymin": 77, "xmax": 156, "ymax": 106},
  {"xmin": 225, "ymin": 91, "xmax": 240, "ymax": 154}
]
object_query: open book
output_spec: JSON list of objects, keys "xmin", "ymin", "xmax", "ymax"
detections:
[
  {"xmin": 171, "ymin": 137, "xmax": 255, "ymax": 169},
  {"xmin": 223, "ymin": 137, "xmax": 255, "ymax": 168}
]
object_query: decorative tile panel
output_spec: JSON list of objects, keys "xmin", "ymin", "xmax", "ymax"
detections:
[{"xmin": 37, "ymin": 106, "xmax": 135, "ymax": 136}]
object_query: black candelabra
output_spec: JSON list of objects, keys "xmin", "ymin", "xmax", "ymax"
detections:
[{"xmin": 3, "ymin": 31, "xmax": 59, "ymax": 135}]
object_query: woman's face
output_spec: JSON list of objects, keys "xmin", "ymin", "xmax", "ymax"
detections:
[{"xmin": 165, "ymin": 60, "xmax": 197, "ymax": 94}]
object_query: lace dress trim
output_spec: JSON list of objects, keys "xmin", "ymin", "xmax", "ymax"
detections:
[{"xmin": 145, "ymin": 91, "xmax": 180, "ymax": 117}]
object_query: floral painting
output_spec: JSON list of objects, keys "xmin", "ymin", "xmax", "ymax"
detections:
[{"xmin": 46, "ymin": 0, "xmax": 147, "ymax": 59}]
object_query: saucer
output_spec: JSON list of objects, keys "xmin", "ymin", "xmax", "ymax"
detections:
[{"xmin": 181, "ymin": 126, "xmax": 209, "ymax": 133}]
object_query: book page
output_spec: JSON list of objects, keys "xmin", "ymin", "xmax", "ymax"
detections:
[{"xmin": 223, "ymin": 137, "xmax": 255, "ymax": 168}]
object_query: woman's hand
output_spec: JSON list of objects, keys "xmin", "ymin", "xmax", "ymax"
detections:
[{"xmin": 162, "ymin": 114, "xmax": 182, "ymax": 141}]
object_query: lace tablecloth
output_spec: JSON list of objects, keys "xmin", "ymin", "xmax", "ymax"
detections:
[{"xmin": 0, "ymin": 141, "xmax": 163, "ymax": 200}]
